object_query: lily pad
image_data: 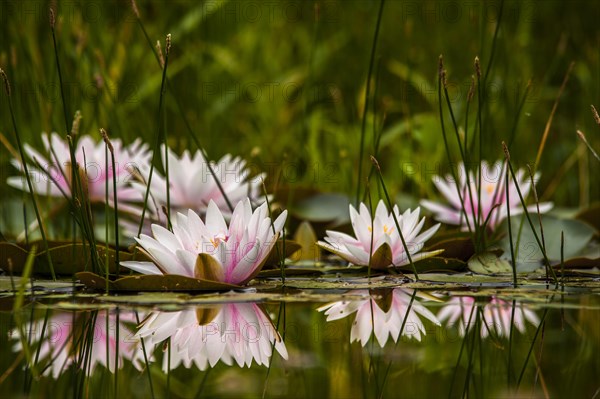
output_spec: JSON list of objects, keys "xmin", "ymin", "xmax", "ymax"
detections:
[
  {"xmin": 75, "ymin": 272, "xmax": 241, "ymax": 292},
  {"xmin": 468, "ymin": 252, "xmax": 513, "ymax": 274}
]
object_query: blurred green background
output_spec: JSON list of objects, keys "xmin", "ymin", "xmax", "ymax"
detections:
[{"xmin": 0, "ymin": 0, "xmax": 598, "ymax": 219}]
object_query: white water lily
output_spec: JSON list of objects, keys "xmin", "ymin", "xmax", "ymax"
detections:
[
  {"xmin": 318, "ymin": 289, "xmax": 441, "ymax": 347},
  {"xmin": 121, "ymin": 199, "xmax": 287, "ymax": 285},
  {"xmin": 317, "ymin": 200, "xmax": 441, "ymax": 269},
  {"xmin": 7, "ymin": 132, "xmax": 151, "ymax": 209},
  {"xmin": 135, "ymin": 303, "xmax": 287, "ymax": 370},
  {"xmin": 437, "ymin": 296, "xmax": 540, "ymax": 338},
  {"xmin": 420, "ymin": 161, "xmax": 553, "ymax": 231}
]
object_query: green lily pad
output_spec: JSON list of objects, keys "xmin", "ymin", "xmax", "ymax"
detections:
[
  {"xmin": 75, "ymin": 272, "xmax": 241, "ymax": 292},
  {"xmin": 468, "ymin": 251, "xmax": 513, "ymax": 274}
]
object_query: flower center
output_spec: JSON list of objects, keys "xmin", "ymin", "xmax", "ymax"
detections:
[{"xmin": 485, "ymin": 183, "xmax": 495, "ymax": 195}]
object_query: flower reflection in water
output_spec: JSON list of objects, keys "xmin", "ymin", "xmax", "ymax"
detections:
[
  {"xmin": 319, "ymin": 289, "xmax": 440, "ymax": 347},
  {"xmin": 12, "ymin": 310, "xmax": 141, "ymax": 378},
  {"xmin": 437, "ymin": 296, "xmax": 540, "ymax": 338},
  {"xmin": 136, "ymin": 303, "xmax": 287, "ymax": 371}
]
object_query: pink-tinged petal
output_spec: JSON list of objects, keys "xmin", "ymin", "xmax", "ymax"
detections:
[
  {"xmin": 229, "ymin": 241, "xmax": 261, "ymax": 284},
  {"xmin": 120, "ymin": 261, "xmax": 162, "ymax": 275}
]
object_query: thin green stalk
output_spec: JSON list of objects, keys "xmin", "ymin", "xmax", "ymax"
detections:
[
  {"xmin": 437, "ymin": 57, "xmax": 474, "ymax": 236},
  {"xmin": 104, "ymin": 145, "xmax": 110, "ymax": 291},
  {"xmin": 505, "ymin": 170, "xmax": 517, "ymax": 287},
  {"xmin": 475, "ymin": 58, "xmax": 484, "ymax": 239},
  {"xmin": 448, "ymin": 303, "xmax": 476, "ymax": 399},
  {"xmin": 371, "ymin": 156, "xmax": 418, "ymax": 280},
  {"xmin": 0, "ymin": 69, "xmax": 56, "ymax": 280},
  {"xmin": 462, "ymin": 307, "xmax": 480, "ymax": 398},
  {"xmin": 131, "ymin": 4, "xmax": 233, "ymax": 212},
  {"xmin": 482, "ymin": 0, "xmax": 504, "ymax": 86},
  {"xmin": 136, "ymin": 35, "xmax": 171, "ymax": 238},
  {"xmin": 366, "ymin": 183, "xmax": 374, "ymax": 280},
  {"xmin": 13, "ymin": 247, "xmax": 38, "ymax": 379},
  {"xmin": 261, "ymin": 178, "xmax": 285, "ymax": 284},
  {"xmin": 503, "ymin": 143, "xmax": 558, "ymax": 285},
  {"xmin": 507, "ymin": 81, "xmax": 532, "ymax": 150},
  {"xmin": 49, "ymin": 8, "xmax": 70, "ymax": 134},
  {"xmin": 560, "ymin": 232, "xmax": 565, "ymax": 286},
  {"xmin": 443, "ymin": 76, "xmax": 480, "ymax": 245},
  {"xmin": 577, "ymin": 130, "xmax": 600, "ymax": 162},
  {"xmin": 507, "ymin": 300, "xmax": 517, "ymax": 386},
  {"xmin": 101, "ymin": 129, "xmax": 120, "ymax": 278},
  {"xmin": 135, "ymin": 311, "xmax": 155, "ymax": 399},
  {"xmin": 517, "ymin": 308, "xmax": 549, "ymax": 387},
  {"xmin": 263, "ymin": 302, "xmax": 286, "ymax": 399},
  {"xmin": 356, "ymin": 0, "xmax": 385, "ymax": 206},
  {"xmin": 114, "ymin": 309, "xmax": 120, "ymax": 398}
]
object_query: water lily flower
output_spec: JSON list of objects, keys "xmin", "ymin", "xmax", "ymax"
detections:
[
  {"xmin": 437, "ymin": 296, "xmax": 540, "ymax": 338},
  {"xmin": 12, "ymin": 310, "xmax": 141, "ymax": 378},
  {"xmin": 317, "ymin": 200, "xmax": 441, "ymax": 269},
  {"xmin": 318, "ymin": 289, "xmax": 441, "ymax": 347},
  {"xmin": 121, "ymin": 199, "xmax": 287, "ymax": 285},
  {"xmin": 135, "ymin": 303, "xmax": 287, "ymax": 370},
  {"xmin": 420, "ymin": 161, "xmax": 552, "ymax": 231},
  {"xmin": 128, "ymin": 147, "xmax": 265, "ymax": 228},
  {"xmin": 7, "ymin": 132, "xmax": 151, "ymax": 209}
]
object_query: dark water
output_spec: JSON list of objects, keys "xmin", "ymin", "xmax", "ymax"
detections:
[{"xmin": 0, "ymin": 290, "xmax": 598, "ymax": 398}]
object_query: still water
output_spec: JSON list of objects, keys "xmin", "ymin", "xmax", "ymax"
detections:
[{"xmin": 0, "ymin": 289, "xmax": 598, "ymax": 398}]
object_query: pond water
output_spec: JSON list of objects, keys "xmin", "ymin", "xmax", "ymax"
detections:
[{"xmin": 1, "ymin": 281, "xmax": 598, "ymax": 398}]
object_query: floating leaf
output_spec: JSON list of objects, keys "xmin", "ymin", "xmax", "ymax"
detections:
[
  {"xmin": 75, "ymin": 272, "xmax": 241, "ymax": 292},
  {"xmin": 468, "ymin": 252, "xmax": 513, "ymax": 274}
]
